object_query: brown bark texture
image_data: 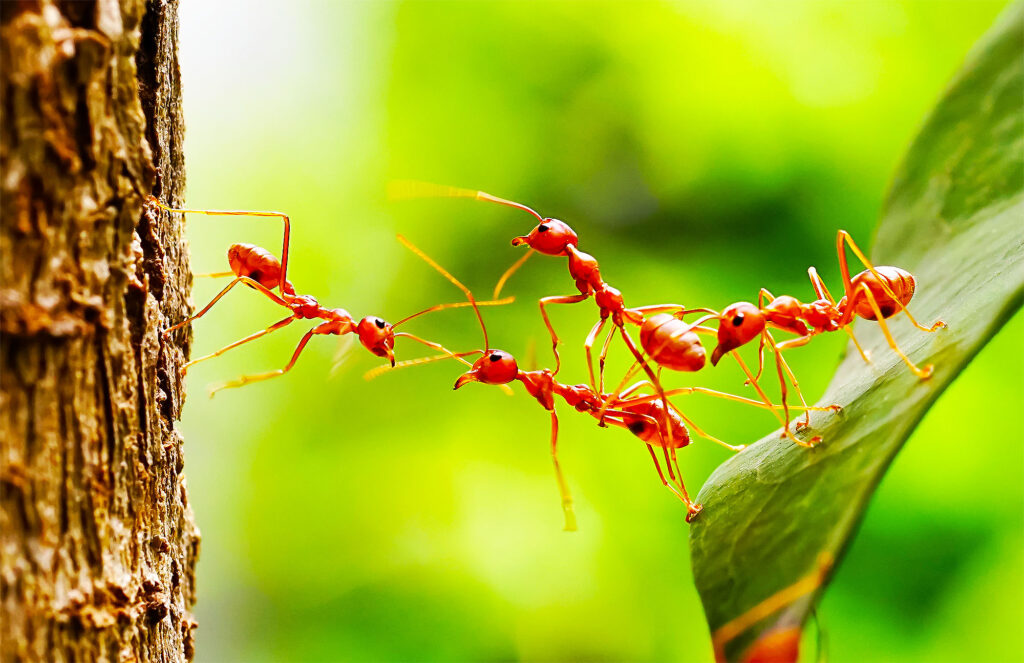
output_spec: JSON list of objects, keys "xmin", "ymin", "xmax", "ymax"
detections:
[{"xmin": 1, "ymin": 1, "xmax": 198, "ymax": 661}]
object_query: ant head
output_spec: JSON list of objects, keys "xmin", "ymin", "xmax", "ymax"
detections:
[
  {"xmin": 454, "ymin": 350, "xmax": 519, "ymax": 389},
  {"xmin": 356, "ymin": 316, "xmax": 396, "ymax": 366},
  {"xmin": 511, "ymin": 219, "xmax": 579, "ymax": 256},
  {"xmin": 711, "ymin": 302, "xmax": 765, "ymax": 365}
]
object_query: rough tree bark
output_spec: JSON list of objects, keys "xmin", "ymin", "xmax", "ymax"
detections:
[{"xmin": 1, "ymin": 1, "xmax": 198, "ymax": 661}]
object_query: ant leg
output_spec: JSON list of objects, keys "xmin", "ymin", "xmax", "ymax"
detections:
[
  {"xmin": 492, "ymin": 248, "xmax": 535, "ymax": 298},
  {"xmin": 731, "ymin": 350, "xmax": 820, "ymax": 447},
  {"xmin": 600, "ymin": 412, "xmax": 700, "ymax": 518},
  {"xmin": 208, "ymin": 328, "xmax": 317, "ymax": 396},
  {"xmin": 668, "ymin": 402, "xmax": 746, "ymax": 452},
  {"xmin": 184, "ymin": 315, "xmax": 296, "ymax": 374},
  {"xmin": 584, "ymin": 318, "xmax": 608, "ymax": 390},
  {"xmin": 597, "ymin": 323, "xmax": 617, "ymax": 393},
  {"xmin": 628, "ymin": 303, "xmax": 688, "ymax": 316},
  {"xmin": 609, "ymin": 329, "xmax": 682, "ymax": 479},
  {"xmin": 194, "ymin": 271, "xmax": 235, "ymax": 278},
  {"xmin": 856, "ymin": 285, "xmax": 934, "ymax": 378},
  {"xmin": 624, "ymin": 386, "xmax": 835, "ymax": 412},
  {"xmin": 618, "ymin": 379, "xmax": 654, "ymax": 399},
  {"xmin": 548, "ymin": 410, "xmax": 578, "ymax": 532},
  {"xmin": 845, "ymin": 326, "xmax": 872, "ymax": 362},
  {"xmin": 749, "ymin": 290, "xmax": 779, "ymax": 383},
  {"xmin": 164, "ymin": 276, "xmax": 288, "ymax": 338},
  {"xmin": 538, "ymin": 293, "xmax": 591, "ymax": 374},
  {"xmin": 807, "ymin": 267, "xmax": 837, "ymax": 303},
  {"xmin": 765, "ymin": 333, "xmax": 829, "ymax": 428},
  {"xmin": 836, "ymin": 230, "xmax": 945, "ymax": 332},
  {"xmin": 147, "ymin": 197, "xmax": 293, "ymax": 297}
]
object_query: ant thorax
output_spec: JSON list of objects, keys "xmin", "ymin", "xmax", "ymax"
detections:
[
  {"xmin": 802, "ymin": 299, "xmax": 842, "ymax": 332},
  {"xmin": 288, "ymin": 294, "xmax": 322, "ymax": 319},
  {"xmin": 763, "ymin": 296, "xmax": 811, "ymax": 336},
  {"xmin": 566, "ymin": 245, "xmax": 601, "ymax": 293},
  {"xmin": 594, "ymin": 283, "xmax": 625, "ymax": 318}
]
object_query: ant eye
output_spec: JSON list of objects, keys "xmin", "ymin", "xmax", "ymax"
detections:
[
  {"xmin": 628, "ymin": 421, "xmax": 646, "ymax": 435},
  {"xmin": 732, "ymin": 314, "xmax": 745, "ymax": 327},
  {"xmin": 489, "ymin": 353, "xmax": 502, "ymax": 362},
  {"xmin": 374, "ymin": 318, "xmax": 386, "ymax": 329},
  {"xmin": 537, "ymin": 224, "xmax": 549, "ymax": 233}
]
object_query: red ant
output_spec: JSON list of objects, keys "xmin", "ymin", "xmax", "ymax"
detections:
[
  {"xmin": 147, "ymin": 197, "xmax": 511, "ymax": 394},
  {"xmin": 710, "ymin": 230, "xmax": 945, "ymax": 442},
  {"xmin": 393, "ymin": 183, "xmax": 833, "ymax": 449},
  {"xmin": 369, "ymin": 240, "xmax": 825, "ymax": 528}
]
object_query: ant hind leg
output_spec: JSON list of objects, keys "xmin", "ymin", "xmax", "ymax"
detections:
[
  {"xmin": 856, "ymin": 284, "xmax": 934, "ymax": 379},
  {"xmin": 208, "ymin": 328, "xmax": 317, "ymax": 396}
]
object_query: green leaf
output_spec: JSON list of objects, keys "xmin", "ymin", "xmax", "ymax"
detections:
[{"xmin": 689, "ymin": 4, "xmax": 1024, "ymax": 661}]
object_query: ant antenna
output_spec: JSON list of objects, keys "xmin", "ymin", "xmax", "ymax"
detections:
[
  {"xmin": 396, "ymin": 234, "xmax": 491, "ymax": 351},
  {"xmin": 389, "ymin": 180, "xmax": 545, "ymax": 223},
  {"xmin": 392, "ymin": 296, "xmax": 514, "ymax": 329}
]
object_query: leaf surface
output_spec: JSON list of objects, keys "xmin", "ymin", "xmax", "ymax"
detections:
[{"xmin": 689, "ymin": 5, "xmax": 1024, "ymax": 660}]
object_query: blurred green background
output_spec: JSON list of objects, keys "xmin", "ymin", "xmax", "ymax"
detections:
[{"xmin": 176, "ymin": 2, "xmax": 1022, "ymax": 661}]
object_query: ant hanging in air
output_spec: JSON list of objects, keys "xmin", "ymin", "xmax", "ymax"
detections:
[
  {"xmin": 147, "ymin": 196, "xmax": 511, "ymax": 395},
  {"xmin": 709, "ymin": 230, "xmax": 946, "ymax": 441}
]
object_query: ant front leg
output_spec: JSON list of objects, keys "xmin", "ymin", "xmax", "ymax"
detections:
[
  {"xmin": 548, "ymin": 409, "xmax": 578, "ymax": 532},
  {"xmin": 729, "ymin": 347, "xmax": 820, "ymax": 447},
  {"xmin": 538, "ymin": 293, "xmax": 591, "ymax": 375},
  {"xmin": 836, "ymin": 230, "xmax": 946, "ymax": 333}
]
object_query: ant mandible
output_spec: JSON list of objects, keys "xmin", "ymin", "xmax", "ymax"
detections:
[
  {"xmin": 710, "ymin": 230, "xmax": 945, "ymax": 442},
  {"xmin": 148, "ymin": 197, "xmax": 511, "ymax": 394}
]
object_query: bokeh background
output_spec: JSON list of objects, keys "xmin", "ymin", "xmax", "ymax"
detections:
[{"xmin": 176, "ymin": 2, "xmax": 1023, "ymax": 661}]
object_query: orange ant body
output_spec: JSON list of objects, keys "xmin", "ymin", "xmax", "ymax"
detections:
[
  {"xmin": 453, "ymin": 348, "xmax": 701, "ymax": 528},
  {"xmin": 148, "ymin": 197, "xmax": 510, "ymax": 394},
  {"xmin": 711, "ymin": 230, "xmax": 945, "ymax": 442},
  {"xmin": 395, "ymin": 184, "xmax": 753, "ymax": 455},
  {"xmin": 371, "ymin": 239, "xmax": 823, "ymax": 528},
  {"xmin": 396, "ymin": 184, "xmax": 838, "ymax": 450}
]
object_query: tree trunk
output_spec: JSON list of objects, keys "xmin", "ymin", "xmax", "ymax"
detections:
[{"xmin": 1, "ymin": 1, "xmax": 198, "ymax": 661}]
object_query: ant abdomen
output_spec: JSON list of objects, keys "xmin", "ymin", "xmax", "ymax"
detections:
[
  {"xmin": 227, "ymin": 243, "xmax": 287, "ymax": 290},
  {"xmin": 849, "ymin": 266, "xmax": 916, "ymax": 320},
  {"xmin": 639, "ymin": 314, "xmax": 706, "ymax": 372},
  {"xmin": 620, "ymin": 400, "xmax": 691, "ymax": 449}
]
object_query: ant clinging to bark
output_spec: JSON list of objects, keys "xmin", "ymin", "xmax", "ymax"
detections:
[{"xmin": 147, "ymin": 196, "xmax": 511, "ymax": 395}]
